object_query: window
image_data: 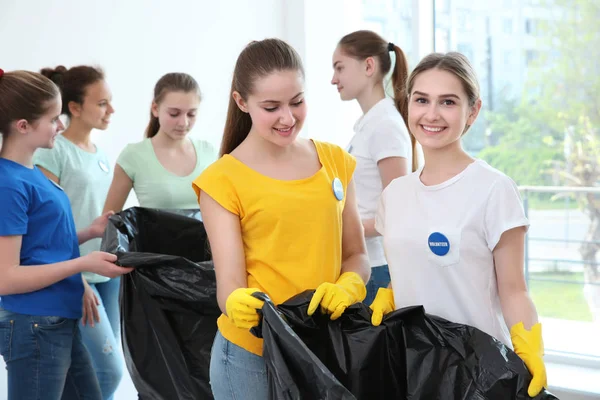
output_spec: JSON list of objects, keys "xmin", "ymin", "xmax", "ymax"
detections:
[
  {"xmin": 525, "ymin": 49, "xmax": 539, "ymax": 65},
  {"xmin": 436, "ymin": 0, "xmax": 450, "ymax": 13},
  {"xmin": 457, "ymin": 43, "xmax": 473, "ymax": 62},
  {"xmin": 435, "ymin": 0, "xmax": 600, "ymax": 363},
  {"xmin": 504, "ymin": 50, "xmax": 513, "ymax": 65},
  {"xmin": 361, "ymin": 0, "xmax": 416, "ymax": 62},
  {"xmin": 456, "ymin": 9, "xmax": 473, "ymax": 32},
  {"xmin": 503, "ymin": 18, "xmax": 513, "ymax": 34},
  {"xmin": 525, "ymin": 18, "xmax": 538, "ymax": 35}
]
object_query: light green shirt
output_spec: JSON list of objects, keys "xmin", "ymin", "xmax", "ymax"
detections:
[
  {"xmin": 117, "ymin": 138, "xmax": 216, "ymax": 210},
  {"xmin": 33, "ymin": 135, "xmax": 112, "ymax": 283}
]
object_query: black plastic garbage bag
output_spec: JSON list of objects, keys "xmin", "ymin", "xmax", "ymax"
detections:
[
  {"xmin": 101, "ymin": 207, "xmax": 220, "ymax": 400},
  {"xmin": 254, "ymin": 291, "xmax": 558, "ymax": 400}
]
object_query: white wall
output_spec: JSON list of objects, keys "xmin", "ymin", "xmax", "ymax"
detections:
[
  {"xmin": 296, "ymin": 0, "xmax": 366, "ymax": 147},
  {"xmin": 0, "ymin": 0, "xmax": 286, "ymax": 205},
  {"xmin": 0, "ymin": 1, "xmax": 284, "ymax": 398}
]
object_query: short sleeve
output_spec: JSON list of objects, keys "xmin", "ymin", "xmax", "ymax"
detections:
[
  {"xmin": 192, "ymin": 160, "xmax": 241, "ymax": 216},
  {"xmin": 116, "ymin": 144, "xmax": 138, "ymax": 181},
  {"xmin": 0, "ymin": 185, "xmax": 29, "ymax": 236},
  {"xmin": 343, "ymin": 150, "xmax": 357, "ymax": 187},
  {"xmin": 368, "ymin": 121, "xmax": 411, "ymax": 163},
  {"xmin": 33, "ymin": 144, "xmax": 63, "ymax": 178},
  {"xmin": 374, "ymin": 190, "xmax": 386, "ymax": 235},
  {"xmin": 484, "ymin": 176, "xmax": 530, "ymax": 251}
]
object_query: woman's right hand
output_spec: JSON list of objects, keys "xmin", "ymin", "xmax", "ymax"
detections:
[
  {"xmin": 81, "ymin": 251, "xmax": 133, "ymax": 278},
  {"xmin": 225, "ymin": 288, "xmax": 265, "ymax": 329},
  {"xmin": 370, "ymin": 287, "xmax": 395, "ymax": 326}
]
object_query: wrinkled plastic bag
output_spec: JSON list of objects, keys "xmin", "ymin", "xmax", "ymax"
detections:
[
  {"xmin": 101, "ymin": 207, "xmax": 219, "ymax": 400},
  {"xmin": 254, "ymin": 291, "xmax": 559, "ymax": 400}
]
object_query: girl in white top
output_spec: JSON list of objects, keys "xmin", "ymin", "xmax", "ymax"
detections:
[
  {"xmin": 331, "ymin": 30, "xmax": 417, "ymax": 304},
  {"xmin": 370, "ymin": 52, "xmax": 547, "ymax": 397},
  {"xmin": 104, "ymin": 73, "xmax": 216, "ymax": 213}
]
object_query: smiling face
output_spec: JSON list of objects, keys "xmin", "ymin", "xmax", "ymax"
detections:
[
  {"xmin": 71, "ymin": 80, "xmax": 114, "ymax": 130},
  {"xmin": 234, "ymin": 69, "xmax": 307, "ymax": 148},
  {"xmin": 408, "ymin": 68, "xmax": 481, "ymax": 152}
]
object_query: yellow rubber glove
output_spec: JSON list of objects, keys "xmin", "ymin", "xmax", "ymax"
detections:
[
  {"xmin": 510, "ymin": 322, "xmax": 547, "ymax": 397},
  {"xmin": 307, "ymin": 272, "xmax": 367, "ymax": 320},
  {"xmin": 369, "ymin": 288, "xmax": 395, "ymax": 326},
  {"xmin": 225, "ymin": 288, "xmax": 265, "ymax": 329}
]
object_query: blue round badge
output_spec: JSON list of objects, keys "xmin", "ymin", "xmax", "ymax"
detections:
[
  {"xmin": 428, "ymin": 232, "xmax": 450, "ymax": 256},
  {"xmin": 332, "ymin": 177, "xmax": 344, "ymax": 201}
]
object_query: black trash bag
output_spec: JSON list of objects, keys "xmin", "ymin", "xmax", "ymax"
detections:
[
  {"xmin": 255, "ymin": 291, "xmax": 559, "ymax": 400},
  {"xmin": 101, "ymin": 207, "xmax": 220, "ymax": 400}
]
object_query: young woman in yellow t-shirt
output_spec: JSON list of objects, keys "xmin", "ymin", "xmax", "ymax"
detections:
[{"xmin": 192, "ymin": 38, "xmax": 370, "ymax": 399}]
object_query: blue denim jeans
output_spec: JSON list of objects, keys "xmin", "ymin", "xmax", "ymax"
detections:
[
  {"xmin": 209, "ymin": 330, "xmax": 268, "ymax": 400},
  {"xmin": 0, "ymin": 308, "xmax": 102, "ymax": 400},
  {"xmin": 80, "ymin": 278, "xmax": 123, "ymax": 400},
  {"xmin": 364, "ymin": 264, "xmax": 391, "ymax": 305}
]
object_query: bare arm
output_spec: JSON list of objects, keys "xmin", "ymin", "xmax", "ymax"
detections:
[
  {"xmin": 362, "ymin": 157, "xmax": 409, "ymax": 237},
  {"xmin": 377, "ymin": 156, "xmax": 409, "ymax": 189},
  {"xmin": 495, "ymin": 226, "xmax": 539, "ymax": 330},
  {"xmin": 341, "ymin": 179, "xmax": 371, "ymax": 283},
  {"xmin": 0, "ymin": 235, "xmax": 83, "ymax": 295},
  {"xmin": 199, "ymin": 191, "xmax": 247, "ymax": 315},
  {"xmin": 37, "ymin": 166, "xmax": 60, "ymax": 184},
  {"xmin": 103, "ymin": 164, "xmax": 133, "ymax": 214},
  {"xmin": 0, "ymin": 234, "xmax": 132, "ymax": 296}
]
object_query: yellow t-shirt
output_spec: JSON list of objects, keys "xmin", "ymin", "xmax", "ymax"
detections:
[{"xmin": 192, "ymin": 140, "xmax": 356, "ymax": 356}]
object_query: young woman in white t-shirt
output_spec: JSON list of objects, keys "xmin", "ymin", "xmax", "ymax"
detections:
[
  {"xmin": 370, "ymin": 52, "xmax": 547, "ymax": 397},
  {"xmin": 331, "ymin": 30, "xmax": 417, "ymax": 304}
]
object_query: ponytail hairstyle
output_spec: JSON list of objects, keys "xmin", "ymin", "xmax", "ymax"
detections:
[
  {"xmin": 220, "ymin": 38, "xmax": 304, "ymax": 156},
  {"xmin": 145, "ymin": 73, "xmax": 201, "ymax": 138},
  {"xmin": 40, "ymin": 65, "xmax": 104, "ymax": 118},
  {"xmin": 407, "ymin": 52, "xmax": 480, "ymax": 134},
  {"xmin": 338, "ymin": 30, "xmax": 417, "ymax": 172},
  {"xmin": 0, "ymin": 70, "xmax": 60, "ymax": 137}
]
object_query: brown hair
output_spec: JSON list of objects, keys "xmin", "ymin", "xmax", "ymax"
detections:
[
  {"xmin": 0, "ymin": 70, "xmax": 60, "ymax": 137},
  {"xmin": 338, "ymin": 30, "xmax": 417, "ymax": 171},
  {"xmin": 40, "ymin": 65, "xmax": 104, "ymax": 117},
  {"xmin": 145, "ymin": 73, "xmax": 201, "ymax": 138},
  {"xmin": 220, "ymin": 38, "xmax": 304, "ymax": 156},
  {"xmin": 407, "ymin": 52, "xmax": 480, "ymax": 133}
]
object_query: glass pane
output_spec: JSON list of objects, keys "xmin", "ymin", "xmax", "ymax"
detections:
[
  {"xmin": 435, "ymin": 0, "xmax": 600, "ymax": 358},
  {"xmin": 361, "ymin": 0, "xmax": 416, "ymax": 65}
]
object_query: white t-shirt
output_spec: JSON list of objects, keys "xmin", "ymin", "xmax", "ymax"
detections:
[
  {"xmin": 347, "ymin": 97, "xmax": 412, "ymax": 268},
  {"xmin": 376, "ymin": 160, "xmax": 529, "ymax": 347}
]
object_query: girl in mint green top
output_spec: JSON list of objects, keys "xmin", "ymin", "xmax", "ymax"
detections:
[
  {"xmin": 34, "ymin": 65, "xmax": 124, "ymax": 400},
  {"xmin": 113, "ymin": 137, "xmax": 215, "ymax": 209},
  {"xmin": 104, "ymin": 72, "xmax": 216, "ymax": 213}
]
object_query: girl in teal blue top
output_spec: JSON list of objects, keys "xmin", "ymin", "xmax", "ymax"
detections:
[
  {"xmin": 34, "ymin": 65, "xmax": 124, "ymax": 400},
  {"xmin": 0, "ymin": 69, "xmax": 132, "ymax": 400}
]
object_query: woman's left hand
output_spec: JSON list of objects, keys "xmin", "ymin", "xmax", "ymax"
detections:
[
  {"xmin": 82, "ymin": 280, "xmax": 100, "ymax": 327},
  {"xmin": 88, "ymin": 211, "xmax": 115, "ymax": 239}
]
